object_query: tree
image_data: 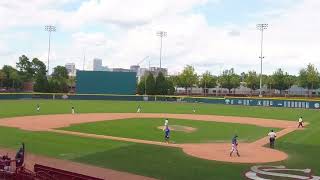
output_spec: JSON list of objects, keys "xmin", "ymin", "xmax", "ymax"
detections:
[
  {"xmin": 166, "ymin": 78, "xmax": 175, "ymax": 95},
  {"xmin": 137, "ymin": 76, "xmax": 146, "ymax": 95},
  {"xmin": 199, "ymin": 71, "xmax": 217, "ymax": 95},
  {"xmin": 32, "ymin": 58, "xmax": 47, "ymax": 76},
  {"xmin": 32, "ymin": 58, "xmax": 49, "ymax": 92},
  {"xmin": 167, "ymin": 75, "xmax": 180, "ymax": 87},
  {"xmin": 16, "ymin": 55, "xmax": 34, "ymax": 81},
  {"xmin": 262, "ymin": 75, "xmax": 274, "ymax": 95},
  {"xmin": 34, "ymin": 75, "xmax": 49, "ymax": 92},
  {"xmin": 272, "ymin": 68, "xmax": 292, "ymax": 94},
  {"xmin": 178, "ymin": 65, "xmax": 198, "ymax": 94},
  {"xmin": 49, "ymin": 66, "xmax": 69, "ymax": 93},
  {"xmin": 1, "ymin": 65, "xmax": 22, "ymax": 89},
  {"xmin": 244, "ymin": 71, "xmax": 259, "ymax": 94},
  {"xmin": 298, "ymin": 64, "xmax": 320, "ymax": 96},
  {"xmin": 155, "ymin": 72, "xmax": 167, "ymax": 95},
  {"xmin": 218, "ymin": 68, "xmax": 241, "ymax": 94},
  {"xmin": 145, "ymin": 73, "xmax": 156, "ymax": 95},
  {"xmin": 51, "ymin": 66, "xmax": 69, "ymax": 80},
  {"xmin": 0, "ymin": 70, "xmax": 6, "ymax": 87},
  {"xmin": 9, "ymin": 71, "xmax": 20, "ymax": 89}
]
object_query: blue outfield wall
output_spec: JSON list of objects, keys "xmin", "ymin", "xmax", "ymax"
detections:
[
  {"xmin": 76, "ymin": 71, "xmax": 137, "ymax": 95},
  {"xmin": 0, "ymin": 93, "xmax": 320, "ymax": 109}
]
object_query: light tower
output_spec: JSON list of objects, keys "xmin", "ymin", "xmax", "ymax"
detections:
[
  {"xmin": 256, "ymin": 23, "xmax": 268, "ymax": 97},
  {"xmin": 156, "ymin": 31, "xmax": 167, "ymax": 69},
  {"xmin": 45, "ymin": 25, "xmax": 56, "ymax": 75}
]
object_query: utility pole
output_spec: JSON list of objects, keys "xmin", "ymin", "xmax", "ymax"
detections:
[
  {"xmin": 156, "ymin": 31, "xmax": 167, "ymax": 69},
  {"xmin": 256, "ymin": 24, "xmax": 268, "ymax": 97},
  {"xmin": 45, "ymin": 25, "xmax": 56, "ymax": 75},
  {"xmin": 82, "ymin": 48, "xmax": 86, "ymax": 71}
]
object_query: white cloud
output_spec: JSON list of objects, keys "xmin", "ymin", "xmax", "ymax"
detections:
[{"xmin": 1, "ymin": 0, "xmax": 320, "ymax": 76}]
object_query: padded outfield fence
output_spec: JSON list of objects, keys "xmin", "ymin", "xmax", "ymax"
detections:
[{"xmin": 1, "ymin": 93, "xmax": 320, "ymax": 110}]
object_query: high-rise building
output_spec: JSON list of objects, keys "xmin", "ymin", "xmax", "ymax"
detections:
[
  {"xmin": 93, "ymin": 58, "xmax": 110, "ymax": 71},
  {"xmin": 93, "ymin": 58, "xmax": 103, "ymax": 71},
  {"xmin": 65, "ymin": 63, "xmax": 76, "ymax": 76}
]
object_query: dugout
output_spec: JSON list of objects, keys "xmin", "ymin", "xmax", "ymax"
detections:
[{"xmin": 76, "ymin": 71, "xmax": 137, "ymax": 95}]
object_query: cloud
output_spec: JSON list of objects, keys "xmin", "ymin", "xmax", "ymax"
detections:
[{"xmin": 1, "ymin": 0, "xmax": 320, "ymax": 76}]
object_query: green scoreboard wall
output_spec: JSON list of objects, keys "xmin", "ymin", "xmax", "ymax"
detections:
[{"xmin": 76, "ymin": 71, "xmax": 137, "ymax": 95}]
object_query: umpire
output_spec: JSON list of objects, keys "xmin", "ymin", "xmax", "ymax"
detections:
[{"xmin": 268, "ymin": 130, "xmax": 277, "ymax": 148}]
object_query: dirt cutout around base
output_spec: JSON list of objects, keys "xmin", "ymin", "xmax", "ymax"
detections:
[
  {"xmin": 0, "ymin": 113, "xmax": 304, "ymax": 165},
  {"xmin": 157, "ymin": 125, "xmax": 197, "ymax": 133}
]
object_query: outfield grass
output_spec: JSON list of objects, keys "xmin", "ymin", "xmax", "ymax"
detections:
[
  {"xmin": 0, "ymin": 100, "xmax": 319, "ymax": 179},
  {"xmin": 61, "ymin": 118, "xmax": 277, "ymax": 143},
  {"xmin": 0, "ymin": 100, "xmax": 313, "ymax": 121}
]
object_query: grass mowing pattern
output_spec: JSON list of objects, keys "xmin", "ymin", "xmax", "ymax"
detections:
[
  {"xmin": 0, "ymin": 100, "xmax": 320, "ymax": 179},
  {"xmin": 61, "ymin": 118, "xmax": 277, "ymax": 143},
  {"xmin": 0, "ymin": 126, "xmax": 249, "ymax": 180}
]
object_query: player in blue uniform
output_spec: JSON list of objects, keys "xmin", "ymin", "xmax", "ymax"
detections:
[
  {"xmin": 164, "ymin": 126, "xmax": 170, "ymax": 144},
  {"xmin": 230, "ymin": 135, "xmax": 240, "ymax": 157}
]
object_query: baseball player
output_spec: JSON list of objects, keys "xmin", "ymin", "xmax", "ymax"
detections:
[
  {"xmin": 298, "ymin": 117, "xmax": 304, "ymax": 128},
  {"xmin": 36, "ymin": 104, "xmax": 40, "ymax": 112},
  {"xmin": 71, "ymin": 106, "xmax": 75, "ymax": 114},
  {"xmin": 137, "ymin": 105, "xmax": 141, "ymax": 113},
  {"xmin": 230, "ymin": 135, "xmax": 240, "ymax": 157},
  {"xmin": 268, "ymin": 129, "xmax": 277, "ymax": 148},
  {"xmin": 163, "ymin": 118, "xmax": 169, "ymax": 131},
  {"xmin": 164, "ymin": 126, "xmax": 170, "ymax": 144},
  {"xmin": 193, "ymin": 106, "xmax": 196, "ymax": 113}
]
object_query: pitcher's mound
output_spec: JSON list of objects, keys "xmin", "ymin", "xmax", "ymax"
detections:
[
  {"xmin": 181, "ymin": 143, "xmax": 288, "ymax": 163},
  {"xmin": 157, "ymin": 125, "xmax": 197, "ymax": 133}
]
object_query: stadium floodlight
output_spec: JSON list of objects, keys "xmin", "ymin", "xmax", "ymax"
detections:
[
  {"xmin": 45, "ymin": 25, "xmax": 56, "ymax": 75},
  {"xmin": 256, "ymin": 24, "xmax": 268, "ymax": 97},
  {"xmin": 156, "ymin": 31, "xmax": 167, "ymax": 69}
]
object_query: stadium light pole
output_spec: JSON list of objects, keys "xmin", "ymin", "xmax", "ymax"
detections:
[
  {"xmin": 156, "ymin": 31, "xmax": 167, "ymax": 69},
  {"xmin": 256, "ymin": 23, "xmax": 268, "ymax": 97},
  {"xmin": 45, "ymin": 25, "xmax": 56, "ymax": 75}
]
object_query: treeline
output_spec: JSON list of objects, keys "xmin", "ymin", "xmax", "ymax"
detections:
[
  {"xmin": 137, "ymin": 72, "xmax": 175, "ymax": 95},
  {"xmin": 137, "ymin": 64, "xmax": 320, "ymax": 96},
  {"xmin": 0, "ymin": 55, "xmax": 73, "ymax": 93}
]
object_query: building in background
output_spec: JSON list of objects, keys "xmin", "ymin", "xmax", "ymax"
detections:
[
  {"xmin": 112, "ymin": 68, "xmax": 131, "ymax": 72},
  {"xmin": 130, "ymin": 65, "xmax": 140, "ymax": 73},
  {"xmin": 93, "ymin": 58, "xmax": 109, "ymax": 71},
  {"xmin": 65, "ymin": 63, "xmax": 76, "ymax": 76},
  {"xmin": 135, "ymin": 67, "xmax": 168, "ymax": 82},
  {"xmin": 93, "ymin": 58, "xmax": 102, "ymax": 71}
]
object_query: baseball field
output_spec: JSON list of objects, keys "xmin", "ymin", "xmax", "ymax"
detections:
[{"xmin": 0, "ymin": 99, "xmax": 319, "ymax": 179}]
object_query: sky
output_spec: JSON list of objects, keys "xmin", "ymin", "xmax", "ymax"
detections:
[{"xmin": 0, "ymin": 0, "xmax": 319, "ymax": 75}]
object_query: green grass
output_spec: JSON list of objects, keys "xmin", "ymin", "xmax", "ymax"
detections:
[
  {"xmin": 61, "ymin": 118, "xmax": 277, "ymax": 143},
  {"xmin": 0, "ymin": 126, "xmax": 249, "ymax": 180},
  {"xmin": 0, "ymin": 100, "xmax": 314, "ymax": 121},
  {"xmin": 0, "ymin": 100, "xmax": 320, "ymax": 179}
]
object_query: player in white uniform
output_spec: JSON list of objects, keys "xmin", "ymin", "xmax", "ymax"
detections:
[
  {"xmin": 193, "ymin": 107, "xmax": 196, "ymax": 113},
  {"xmin": 137, "ymin": 105, "xmax": 141, "ymax": 113},
  {"xmin": 163, "ymin": 118, "xmax": 169, "ymax": 131},
  {"xmin": 268, "ymin": 130, "xmax": 277, "ymax": 148},
  {"xmin": 298, "ymin": 117, "xmax": 304, "ymax": 128},
  {"xmin": 36, "ymin": 104, "xmax": 40, "ymax": 112},
  {"xmin": 71, "ymin": 106, "xmax": 75, "ymax": 114}
]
